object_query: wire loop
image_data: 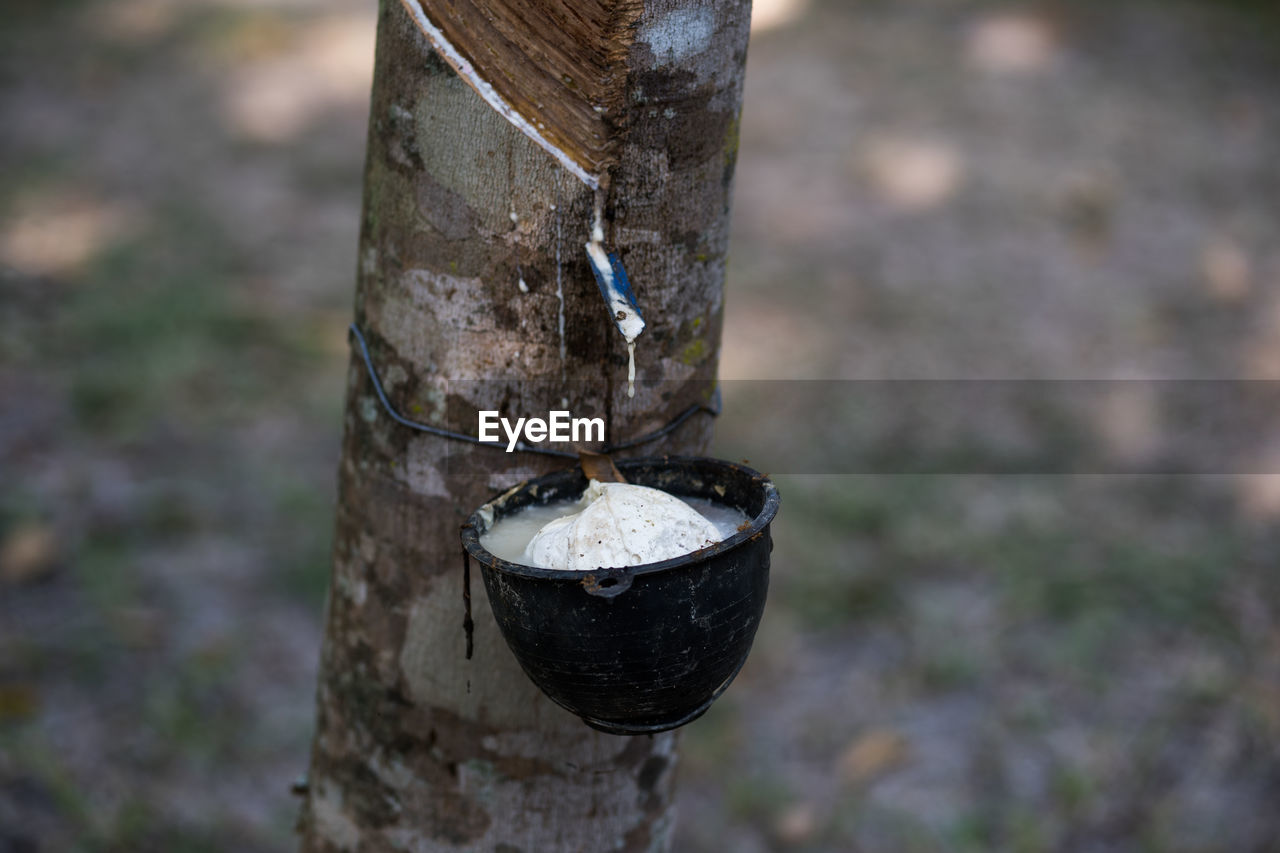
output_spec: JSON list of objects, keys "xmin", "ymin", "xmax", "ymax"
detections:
[{"xmin": 349, "ymin": 323, "xmax": 719, "ymax": 457}]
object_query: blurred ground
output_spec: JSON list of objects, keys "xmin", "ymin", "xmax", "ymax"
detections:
[{"xmin": 3, "ymin": 0, "xmax": 1280, "ymax": 851}]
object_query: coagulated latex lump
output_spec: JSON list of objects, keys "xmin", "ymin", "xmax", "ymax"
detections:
[{"xmin": 523, "ymin": 480, "xmax": 720, "ymax": 570}]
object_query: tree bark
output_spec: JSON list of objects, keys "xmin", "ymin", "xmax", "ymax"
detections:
[{"xmin": 298, "ymin": 1, "xmax": 751, "ymax": 850}]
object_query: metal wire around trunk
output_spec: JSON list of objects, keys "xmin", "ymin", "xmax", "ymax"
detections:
[{"xmin": 349, "ymin": 323, "xmax": 720, "ymax": 457}]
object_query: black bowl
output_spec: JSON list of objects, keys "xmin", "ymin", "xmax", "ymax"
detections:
[{"xmin": 461, "ymin": 456, "xmax": 779, "ymax": 735}]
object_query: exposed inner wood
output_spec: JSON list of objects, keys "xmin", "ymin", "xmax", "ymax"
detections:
[
  {"xmin": 578, "ymin": 449, "xmax": 627, "ymax": 483},
  {"xmin": 405, "ymin": 0, "xmax": 643, "ymax": 182}
]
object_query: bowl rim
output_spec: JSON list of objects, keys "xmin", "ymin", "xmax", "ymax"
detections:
[{"xmin": 460, "ymin": 455, "xmax": 780, "ymax": 582}]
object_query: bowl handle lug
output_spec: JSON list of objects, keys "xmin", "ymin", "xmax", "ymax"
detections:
[{"xmin": 582, "ymin": 570, "xmax": 633, "ymax": 598}]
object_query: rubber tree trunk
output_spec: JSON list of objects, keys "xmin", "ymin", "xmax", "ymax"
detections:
[{"xmin": 298, "ymin": 0, "xmax": 751, "ymax": 849}]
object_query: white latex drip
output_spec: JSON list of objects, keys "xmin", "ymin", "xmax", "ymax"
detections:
[
  {"xmin": 554, "ymin": 180, "xmax": 566, "ymax": 380},
  {"xmin": 587, "ymin": 194, "xmax": 644, "ymax": 398},
  {"xmin": 627, "ymin": 342, "xmax": 635, "ymax": 397}
]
